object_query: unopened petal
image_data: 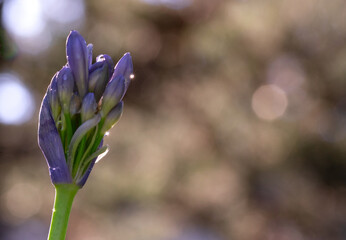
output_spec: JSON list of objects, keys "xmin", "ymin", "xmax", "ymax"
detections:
[
  {"xmin": 101, "ymin": 101, "xmax": 123, "ymax": 134},
  {"xmin": 88, "ymin": 61, "xmax": 108, "ymax": 101},
  {"xmin": 81, "ymin": 92, "xmax": 97, "ymax": 122},
  {"xmin": 66, "ymin": 30, "xmax": 88, "ymax": 98},
  {"xmin": 57, "ymin": 66, "xmax": 75, "ymax": 113},
  {"xmin": 112, "ymin": 52, "xmax": 133, "ymax": 91},
  {"xmin": 101, "ymin": 75, "xmax": 125, "ymax": 117}
]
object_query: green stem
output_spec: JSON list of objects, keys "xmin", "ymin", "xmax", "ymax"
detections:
[{"xmin": 48, "ymin": 184, "xmax": 79, "ymax": 240}]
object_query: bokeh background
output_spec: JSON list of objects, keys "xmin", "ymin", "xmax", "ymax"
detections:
[{"xmin": 0, "ymin": 0, "xmax": 345, "ymax": 239}]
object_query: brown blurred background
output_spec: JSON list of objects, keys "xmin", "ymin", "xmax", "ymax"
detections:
[{"xmin": 0, "ymin": 0, "xmax": 345, "ymax": 239}]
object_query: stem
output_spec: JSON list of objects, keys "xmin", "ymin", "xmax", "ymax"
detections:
[{"xmin": 48, "ymin": 184, "xmax": 79, "ymax": 240}]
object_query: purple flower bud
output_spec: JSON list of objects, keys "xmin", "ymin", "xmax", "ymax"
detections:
[
  {"xmin": 101, "ymin": 101, "xmax": 123, "ymax": 134},
  {"xmin": 112, "ymin": 52, "xmax": 133, "ymax": 91},
  {"xmin": 81, "ymin": 93, "xmax": 97, "ymax": 122},
  {"xmin": 96, "ymin": 54, "xmax": 114, "ymax": 78},
  {"xmin": 66, "ymin": 30, "xmax": 88, "ymax": 98},
  {"xmin": 88, "ymin": 61, "xmax": 108, "ymax": 101},
  {"xmin": 39, "ymin": 30, "xmax": 133, "ymax": 188},
  {"xmin": 101, "ymin": 75, "xmax": 125, "ymax": 117},
  {"xmin": 70, "ymin": 93, "xmax": 81, "ymax": 116},
  {"xmin": 88, "ymin": 54, "xmax": 116, "ymax": 102},
  {"xmin": 57, "ymin": 66, "xmax": 75, "ymax": 113}
]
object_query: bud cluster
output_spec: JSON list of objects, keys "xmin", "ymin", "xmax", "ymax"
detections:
[{"xmin": 38, "ymin": 31, "xmax": 133, "ymax": 187}]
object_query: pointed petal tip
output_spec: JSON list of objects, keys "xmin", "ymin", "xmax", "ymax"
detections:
[
  {"xmin": 121, "ymin": 52, "xmax": 133, "ymax": 67},
  {"xmin": 69, "ymin": 30, "xmax": 81, "ymax": 36},
  {"xmin": 67, "ymin": 30, "xmax": 87, "ymax": 48},
  {"xmin": 123, "ymin": 52, "xmax": 131, "ymax": 58},
  {"xmin": 117, "ymin": 52, "xmax": 133, "ymax": 67},
  {"xmin": 66, "ymin": 31, "xmax": 83, "ymax": 45}
]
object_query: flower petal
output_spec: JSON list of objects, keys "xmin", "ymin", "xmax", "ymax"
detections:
[
  {"xmin": 101, "ymin": 101, "xmax": 123, "ymax": 134},
  {"xmin": 38, "ymin": 95, "xmax": 72, "ymax": 184},
  {"xmin": 96, "ymin": 54, "xmax": 114, "ymax": 79},
  {"xmin": 81, "ymin": 92, "xmax": 97, "ymax": 122},
  {"xmin": 112, "ymin": 52, "xmax": 133, "ymax": 91},
  {"xmin": 101, "ymin": 75, "xmax": 125, "ymax": 117},
  {"xmin": 57, "ymin": 66, "xmax": 75, "ymax": 113},
  {"xmin": 70, "ymin": 93, "xmax": 81, "ymax": 116},
  {"xmin": 88, "ymin": 61, "xmax": 108, "ymax": 101},
  {"xmin": 66, "ymin": 30, "xmax": 88, "ymax": 98}
]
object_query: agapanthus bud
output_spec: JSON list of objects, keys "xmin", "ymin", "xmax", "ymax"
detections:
[
  {"xmin": 101, "ymin": 75, "xmax": 125, "ymax": 117},
  {"xmin": 57, "ymin": 66, "xmax": 74, "ymax": 113},
  {"xmin": 101, "ymin": 101, "xmax": 123, "ymax": 134},
  {"xmin": 66, "ymin": 31, "xmax": 88, "ymax": 98},
  {"xmin": 112, "ymin": 53, "xmax": 133, "ymax": 91},
  {"xmin": 47, "ymin": 74, "xmax": 61, "ymax": 122},
  {"xmin": 88, "ymin": 61, "xmax": 108, "ymax": 101},
  {"xmin": 38, "ymin": 30, "xmax": 133, "ymax": 188},
  {"xmin": 96, "ymin": 54, "xmax": 114, "ymax": 78},
  {"xmin": 81, "ymin": 93, "xmax": 97, "ymax": 122},
  {"xmin": 70, "ymin": 93, "xmax": 81, "ymax": 116},
  {"xmin": 89, "ymin": 54, "xmax": 114, "ymax": 102}
]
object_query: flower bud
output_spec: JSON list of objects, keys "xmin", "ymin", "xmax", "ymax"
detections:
[
  {"xmin": 101, "ymin": 75, "xmax": 125, "ymax": 117},
  {"xmin": 112, "ymin": 53, "xmax": 133, "ymax": 91},
  {"xmin": 70, "ymin": 93, "xmax": 81, "ymax": 116},
  {"xmin": 57, "ymin": 66, "xmax": 75, "ymax": 113},
  {"xmin": 101, "ymin": 101, "xmax": 123, "ymax": 134},
  {"xmin": 88, "ymin": 61, "xmax": 108, "ymax": 102},
  {"xmin": 39, "ymin": 30, "xmax": 133, "ymax": 188},
  {"xmin": 66, "ymin": 30, "xmax": 88, "ymax": 98},
  {"xmin": 96, "ymin": 54, "xmax": 114, "ymax": 78},
  {"xmin": 81, "ymin": 93, "xmax": 97, "ymax": 122}
]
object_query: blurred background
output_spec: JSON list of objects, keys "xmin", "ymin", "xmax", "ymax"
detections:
[{"xmin": 0, "ymin": 0, "xmax": 345, "ymax": 239}]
